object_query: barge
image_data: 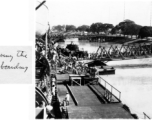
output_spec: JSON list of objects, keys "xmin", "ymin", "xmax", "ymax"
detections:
[
  {"xmin": 84, "ymin": 60, "xmax": 115, "ymax": 75},
  {"xmin": 57, "ymin": 42, "xmax": 88, "ymax": 58}
]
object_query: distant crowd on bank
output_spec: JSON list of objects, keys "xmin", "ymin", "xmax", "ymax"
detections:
[{"xmin": 36, "ymin": 39, "xmax": 99, "ymax": 74}]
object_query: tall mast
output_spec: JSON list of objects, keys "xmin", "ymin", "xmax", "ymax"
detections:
[{"xmin": 36, "ymin": 0, "xmax": 49, "ymax": 58}]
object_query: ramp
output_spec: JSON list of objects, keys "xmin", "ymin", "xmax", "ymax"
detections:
[
  {"xmin": 69, "ymin": 86, "xmax": 101, "ymax": 106},
  {"xmin": 67, "ymin": 86, "xmax": 133, "ymax": 119},
  {"xmin": 57, "ymin": 85, "xmax": 75, "ymax": 107}
]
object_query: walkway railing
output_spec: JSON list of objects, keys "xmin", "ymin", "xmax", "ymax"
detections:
[
  {"xmin": 143, "ymin": 112, "xmax": 151, "ymax": 119},
  {"xmin": 97, "ymin": 75, "xmax": 121, "ymax": 102}
]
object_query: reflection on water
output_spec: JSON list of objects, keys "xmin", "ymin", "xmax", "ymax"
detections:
[{"xmin": 59, "ymin": 38, "xmax": 152, "ymax": 118}]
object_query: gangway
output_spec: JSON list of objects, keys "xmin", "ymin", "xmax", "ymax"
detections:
[
  {"xmin": 57, "ymin": 85, "xmax": 75, "ymax": 107},
  {"xmin": 66, "ymin": 86, "xmax": 133, "ymax": 119}
]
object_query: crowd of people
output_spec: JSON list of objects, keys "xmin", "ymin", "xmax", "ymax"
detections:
[
  {"xmin": 36, "ymin": 39, "xmax": 72, "ymax": 118},
  {"xmin": 36, "ymin": 38, "xmax": 101, "ymax": 77}
]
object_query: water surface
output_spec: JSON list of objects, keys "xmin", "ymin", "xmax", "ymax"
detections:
[{"xmin": 59, "ymin": 38, "xmax": 152, "ymax": 118}]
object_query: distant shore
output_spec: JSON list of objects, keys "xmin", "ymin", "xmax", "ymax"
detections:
[
  {"xmin": 111, "ymin": 64, "xmax": 152, "ymax": 69},
  {"xmin": 107, "ymin": 57, "xmax": 152, "ymax": 69}
]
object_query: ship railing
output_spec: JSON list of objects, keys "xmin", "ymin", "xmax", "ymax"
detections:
[
  {"xmin": 97, "ymin": 75, "xmax": 121, "ymax": 102},
  {"xmin": 143, "ymin": 112, "xmax": 151, "ymax": 119}
]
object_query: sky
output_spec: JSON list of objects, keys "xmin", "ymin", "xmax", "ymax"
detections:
[{"xmin": 36, "ymin": 0, "xmax": 152, "ymax": 33}]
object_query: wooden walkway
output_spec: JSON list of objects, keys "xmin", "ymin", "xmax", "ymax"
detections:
[
  {"xmin": 58, "ymin": 85, "xmax": 133, "ymax": 119},
  {"xmin": 90, "ymin": 84, "xmax": 119, "ymax": 103},
  {"xmin": 57, "ymin": 85, "xmax": 75, "ymax": 107},
  {"xmin": 56, "ymin": 72, "xmax": 134, "ymax": 119},
  {"xmin": 69, "ymin": 86, "xmax": 101, "ymax": 106}
]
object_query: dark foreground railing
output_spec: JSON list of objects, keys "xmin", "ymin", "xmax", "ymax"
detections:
[{"xmin": 97, "ymin": 75, "xmax": 121, "ymax": 102}]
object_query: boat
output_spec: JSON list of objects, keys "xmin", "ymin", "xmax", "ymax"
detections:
[
  {"xmin": 84, "ymin": 60, "xmax": 115, "ymax": 75},
  {"xmin": 66, "ymin": 42, "xmax": 79, "ymax": 51},
  {"xmin": 64, "ymin": 42, "xmax": 88, "ymax": 58}
]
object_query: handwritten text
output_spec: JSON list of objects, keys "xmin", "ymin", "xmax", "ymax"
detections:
[{"xmin": 0, "ymin": 50, "xmax": 28, "ymax": 72}]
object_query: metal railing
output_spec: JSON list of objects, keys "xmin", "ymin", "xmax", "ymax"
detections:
[
  {"xmin": 95, "ymin": 43, "xmax": 152, "ymax": 61},
  {"xmin": 97, "ymin": 75, "xmax": 121, "ymax": 102},
  {"xmin": 143, "ymin": 112, "xmax": 151, "ymax": 119}
]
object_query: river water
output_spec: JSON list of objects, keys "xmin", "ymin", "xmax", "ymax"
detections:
[{"xmin": 58, "ymin": 38, "xmax": 152, "ymax": 118}]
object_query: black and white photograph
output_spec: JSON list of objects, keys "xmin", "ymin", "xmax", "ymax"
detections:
[{"xmin": 35, "ymin": 0, "xmax": 152, "ymax": 119}]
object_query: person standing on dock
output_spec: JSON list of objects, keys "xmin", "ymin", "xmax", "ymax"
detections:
[{"xmin": 65, "ymin": 92, "xmax": 70, "ymax": 105}]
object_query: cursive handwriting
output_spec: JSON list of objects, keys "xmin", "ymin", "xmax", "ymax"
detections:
[
  {"xmin": 17, "ymin": 50, "xmax": 27, "ymax": 58},
  {"xmin": 0, "ymin": 50, "xmax": 29, "ymax": 72},
  {"xmin": 0, "ymin": 53, "xmax": 13, "ymax": 62},
  {"xmin": 0, "ymin": 61, "xmax": 28, "ymax": 72}
]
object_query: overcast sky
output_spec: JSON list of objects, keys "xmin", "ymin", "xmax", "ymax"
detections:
[{"xmin": 36, "ymin": 0, "xmax": 152, "ymax": 32}]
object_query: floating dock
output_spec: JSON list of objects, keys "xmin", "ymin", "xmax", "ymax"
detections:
[{"xmin": 56, "ymin": 74, "xmax": 135, "ymax": 119}]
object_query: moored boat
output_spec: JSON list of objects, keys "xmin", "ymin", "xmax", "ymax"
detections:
[{"xmin": 84, "ymin": 60, "xmax": 115, "ymax": 75}]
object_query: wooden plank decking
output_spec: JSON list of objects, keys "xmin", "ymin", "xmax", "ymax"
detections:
[{"xmin": 58, "ymin": 85, "xmax": 133, "ymax": 119}]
